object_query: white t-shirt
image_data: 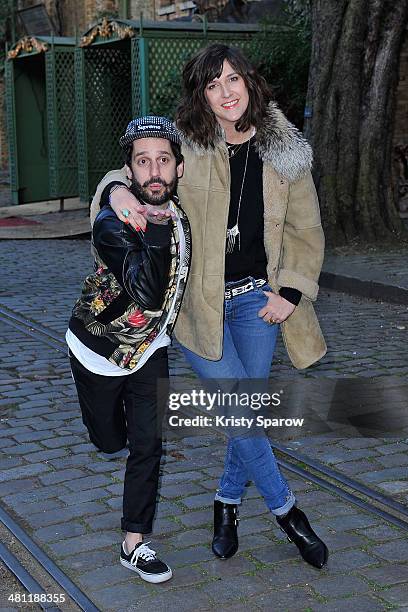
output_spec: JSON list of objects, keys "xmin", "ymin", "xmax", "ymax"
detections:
[{"xmin": 66, "ymin": 205, "xmax": 185, "ymax": 376}]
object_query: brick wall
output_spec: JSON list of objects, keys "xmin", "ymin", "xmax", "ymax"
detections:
[
  {"xmin": 156, "ymin": 0, "xmax": 196, "ymax": 20},
  {"xmin": 130, "ymin": 0, "xmax": 155, "ymax": 20},
  {"xmin": 58, "ymin": 0, "xmax": 87, "ymax": 36},
  {"xmin": 90, "ymin": 0, "xmax": 119, "ymax": 22}
]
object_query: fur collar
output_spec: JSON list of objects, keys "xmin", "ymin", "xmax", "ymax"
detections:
[{"xmin": 180, "ymin": 101, "xmax": 312, "ymax": 183}]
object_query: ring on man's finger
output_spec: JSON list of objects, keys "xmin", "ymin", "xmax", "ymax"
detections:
[
  {"xmin": 267, "ymin": 318, "xmax": 276, "ymax": 325},
  {"xmin": 121, "ymin": 208, "xmax": 130, "ymax": 218}
]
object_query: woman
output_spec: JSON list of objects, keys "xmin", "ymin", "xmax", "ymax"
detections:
[{"xmin": 90, "ymin": 44, "xmax": 328, "ymax": 569}]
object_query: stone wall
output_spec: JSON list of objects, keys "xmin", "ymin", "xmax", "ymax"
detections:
[
  {"xmin": 156, "ymin": 0, "xmax": 195, "ymax": 20},
  {"xmin": 130, "ymin": 0, "xmax": 155, "ymax": 20},
  {"xmin": 57, "ymin": 0, "xmax": 87, "ymax": 36}
]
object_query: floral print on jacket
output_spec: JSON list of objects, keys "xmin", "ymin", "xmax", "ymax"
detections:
[{"xmin": 72, "ymin": 208, "xmax": 190, "ymax": 370}]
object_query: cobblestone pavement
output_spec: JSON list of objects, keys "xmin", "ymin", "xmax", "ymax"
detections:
[{"xmin": 0, "ymin": 239, "xmax": 407, "ymax": 611}]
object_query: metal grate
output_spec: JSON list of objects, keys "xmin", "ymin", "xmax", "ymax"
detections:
[
  {"xmin": 75, "ymin": 47, "xmax": 88, "ymax": 201},
  {"xmin": 4, "ymin": 59, "xmax": 19, "ymax": 204},
  {"xmin": 147, "ymin": 37, "xmax": 203, "ymax": 117},
  {"xmin": 146, "ymin": 34, "xmax": 253, "ymax": 119},
  {"xmin": 131, "ymin": 37, "xmax": 141, "ymax": 117},
  {"xmin": 78, "ymin": 44, "xmax": 132, "ymax": 200},
  {"xmin": 46, "ymin": 48, "xmax": 77, "ymax": 198}
]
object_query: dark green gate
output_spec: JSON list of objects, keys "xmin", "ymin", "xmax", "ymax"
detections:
[{"xmin": 5, "ymin": 36, "xmax": 76, "ymax": 204}]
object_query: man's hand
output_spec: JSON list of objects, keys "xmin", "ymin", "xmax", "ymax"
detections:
[
  {"xmin": 258, "ymin": 291, "xmax": 296, "ymax": 324},
  {"xmin": 110, "ymin": 186, "xmax": 148, "ymax": 231}
]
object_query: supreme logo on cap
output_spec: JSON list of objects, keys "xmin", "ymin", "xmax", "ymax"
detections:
[{"xmin": 136, "ymin": 124, "xmax": 162, "ymax": 131}]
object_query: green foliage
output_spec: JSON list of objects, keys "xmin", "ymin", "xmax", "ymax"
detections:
[{"xmin": 248, "ymin": 10, "xmax": 311, "ymax": 127}]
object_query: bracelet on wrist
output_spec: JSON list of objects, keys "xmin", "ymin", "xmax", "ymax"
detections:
[{"xmin": 108, "ymin": 184, "xmax": 129, "ymax": 205}]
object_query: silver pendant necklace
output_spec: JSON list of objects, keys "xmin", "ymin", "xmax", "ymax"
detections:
[
  {"xmin": 226, "ymin": 138, "xmax": 250, "ymax": 254},
  {"xmin": 226, "ymin": 142, "xmax": 244, "ymax": 158}
]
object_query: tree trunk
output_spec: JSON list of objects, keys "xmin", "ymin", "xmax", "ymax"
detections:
[{"xmin": 304, "ymin": 0, "xmax": 408, "ymax": 244}]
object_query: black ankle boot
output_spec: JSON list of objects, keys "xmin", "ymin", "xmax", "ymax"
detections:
[
  {"xmin": 276, "ymin": 506, "xmax": 328, "ymax": 569},
  {"xmin": 212, "ymin": 500, "xmax": 239, "ymax": 559}
]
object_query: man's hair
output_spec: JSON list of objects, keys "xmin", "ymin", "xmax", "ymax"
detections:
[
  {"xmin": 175, "ymin": 44, "xmax": 274, "ymax": 149},
  {"xmin": 124, "ymin": 140, "xmax": 184, "ymax": 169}
]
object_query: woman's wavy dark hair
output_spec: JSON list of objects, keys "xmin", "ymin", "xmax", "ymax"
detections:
[{"xmin": 175, "ymin": 44, "xmax": 274, "ymax": 149}]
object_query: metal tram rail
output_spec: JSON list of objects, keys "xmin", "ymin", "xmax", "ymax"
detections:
[
  {"xmin": 0, "ymin": 301, "xmax": 407, "ymax": 607},
  {"xmin": 0, "ymin": 304, "xmax": 99, "ymax": 611},
  {"xmin": 0, "ymin": 507, "xmax": 99, "ymax": 612}
]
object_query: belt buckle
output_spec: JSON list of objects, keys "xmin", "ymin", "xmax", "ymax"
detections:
[
  {"xmin": 225, "ymin": 279, "xmax": 260, "ymax": 300},
  {"xmin": 236, "ymin": 281, "xmax": 252, "ymax": 296},
  {"xmin": 233, "ymin": 284, "xmax": 246, "ymax": 296}
]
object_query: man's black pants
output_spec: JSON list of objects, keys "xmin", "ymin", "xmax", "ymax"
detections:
[{"xmin": 69, "ymin": 347, "xmax": 168, "ymax": 534}]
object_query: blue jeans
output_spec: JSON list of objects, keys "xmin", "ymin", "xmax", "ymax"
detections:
[{"xmin": 181, "ymin": 277, "xmax": 295, "ymax": 516}]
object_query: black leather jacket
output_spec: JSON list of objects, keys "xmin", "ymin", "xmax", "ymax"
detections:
[
  {"xmin": 68, "ymin": 184, "xmax": 189, "ymax": 367},
  {"xmin": 93, "ymin": 207, "xmax": 172, "ymax": 311}
]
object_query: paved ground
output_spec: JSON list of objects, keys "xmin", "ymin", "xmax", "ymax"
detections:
[
  {"xmin": 323, "ymin": 248, "xmax": 408, "ymax": 291},
  {"xmin": 0, "ymin": 239, "xmax": 408, "ymax": 611},
  {"xmin": 322, "ymin": 244, "xmax": 408, "ymax": 304}
]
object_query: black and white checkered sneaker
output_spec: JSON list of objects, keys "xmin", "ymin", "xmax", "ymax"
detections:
[{"xmin": 120, "ymin": 541, "xmax": 172, "ymax": 583}]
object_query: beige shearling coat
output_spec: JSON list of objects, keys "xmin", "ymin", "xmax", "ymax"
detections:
[{"xmin": 90, "ymin": 103, "xmax": 327, "ymax": 369}]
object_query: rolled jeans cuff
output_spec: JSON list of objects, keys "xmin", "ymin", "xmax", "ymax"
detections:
[
  {"xmin": 214, "ymin": 492, "xmax": 242, "ymax": 505},
  {"xmin": 269, "ymin": 491, "xmax": 296, "ymax": 516},
  {"xmin": 121, "ymin": 518, "xmax": 153, "ymax": 534}
]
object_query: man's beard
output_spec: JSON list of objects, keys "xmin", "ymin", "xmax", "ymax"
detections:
[{"xmin": 130, "ymin": 175, "xmax": 178, "ymax": 206}]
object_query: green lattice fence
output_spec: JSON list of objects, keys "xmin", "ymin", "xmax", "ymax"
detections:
[
  {"xmin": 46, "ymin": 47, "xmax": 77, "ymax": 198},
  {"xmin": 5, "ymin": 37, "xmax": 76, "ymax": 204},
  {"xmin": 76, "ymin": 41, "xmax": 132, "ymax": 201},
  {"xmin": 140, "ymin": 31, "xmax": 254, "ymax": 119},
  {"xmin": 4, "ymin": 58, "xmax": 18, "ymax": 204}
]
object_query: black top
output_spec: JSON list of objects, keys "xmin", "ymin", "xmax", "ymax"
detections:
[
  {"xmin": 225, "ymin": 137, "xmax": 301, "ymax": 306},
  {"xmin": 225, "ymin": 136, "xmax": 267, "ymax": 283}
]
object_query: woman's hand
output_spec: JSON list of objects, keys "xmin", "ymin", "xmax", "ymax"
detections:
[
  {"xmin": 258, "ymin": 291, "xmax": 296, "ymax": 324},
  {"xmin": 109, "ymin": 187, "xmax": 176, "ymax": 228},
  {"xmin": 110, "ymin": 186, "xmax": 148, "ymax": 231},
  {"xmin": 143, "ymin": 204, "xmax": 176, "ymax": 225}
]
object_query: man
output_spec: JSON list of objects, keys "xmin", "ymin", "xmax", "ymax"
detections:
[{"xmin": 66, "ymin": 116, "xmax": 191, "ymax": 584}]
